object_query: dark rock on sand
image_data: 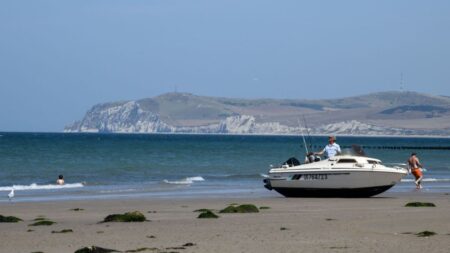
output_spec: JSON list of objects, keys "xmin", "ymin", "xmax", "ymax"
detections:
[
  {"xmin": 125, "ymin": 247, "xmax": 159, "ymax": 252},
  {"xmin": 416, "ymin": 231, "xmax": 437, "ymax": 237},
  {"xmin": 0, "ymin": 215, "xmax": 22, "ymax": 222},
  {"xmin": 52, "ymin": 229, "xmax": 73, "ymax": 233},
  {"xmin": 219, "ymin": 204, "xmax": 259, "ymax": 213},
  {"xmin": 197, "ymin": 210, "xmax": 219, "ymax": 219},
  {"xmin": 29, "ymin": 220, "xmax": 56, "ymax": 226},
  {"xmin": 74, "ymin": 246, "xmax": 119, "ymax": 253},
  {"xmin": 405, "ymin": 202, "xmax": 436, "ymax": 207},
  {"xmin": 102, "ymin": 211, "xmax": 146, "ymax": 222}
]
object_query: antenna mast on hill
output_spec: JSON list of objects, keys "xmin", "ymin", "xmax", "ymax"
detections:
[{"xmin": 400, "ymin": 72, "xmax": 404, "ymax": 92}]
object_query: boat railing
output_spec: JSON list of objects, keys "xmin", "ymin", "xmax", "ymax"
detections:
[{"xmin": 384, "ymin": 163, "xmax": 408, "ymax": 171}]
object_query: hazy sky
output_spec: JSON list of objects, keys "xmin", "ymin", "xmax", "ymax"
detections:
[{"xmin": 1, "ymin": 0, "xmax": 449, "ymax": 131}]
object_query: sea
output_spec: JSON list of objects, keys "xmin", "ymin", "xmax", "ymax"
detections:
[{"xmin": 0, "ymin": 133, "xmax": 449, "ymax": 202}]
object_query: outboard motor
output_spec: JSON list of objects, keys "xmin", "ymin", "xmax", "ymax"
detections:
[
  {"xmin": 263, "ymin": 178, "xmax": 272, "ymax": 190},
  {"xmin": 306, "ymin": 152, "xmax": 321, "ymax": 163},
  {"xmin": 283, "ymin": 157, "xmax": 300, "ymax": 167}
]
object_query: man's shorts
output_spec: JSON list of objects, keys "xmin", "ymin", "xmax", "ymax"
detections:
[{"xmin": 411, "ymin": 168, "xmax": 423, "ymax": 179}]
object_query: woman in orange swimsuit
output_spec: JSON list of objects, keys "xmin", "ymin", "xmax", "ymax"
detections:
[{"xmin": 408, "ymin": 153, "xmax": 423, "ymax": 189}]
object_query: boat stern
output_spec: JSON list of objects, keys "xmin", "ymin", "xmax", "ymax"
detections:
[{"xmin": 263, "ymin": 178, "xmax": 273, "ymax": 190}]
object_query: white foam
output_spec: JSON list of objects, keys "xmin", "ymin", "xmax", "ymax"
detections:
[
  {"xmin": 0, "ymin": 183, "xmax": 84, "ymax": 191},
  {"xmin": 401, "ymin": 178, "xmax": 450, "ymax": 182},
  {"xmin": 162, "ymin": 176, "xmax": 205, "ymax": 185},
  {"xmin": 260, "ymin": 173, "xmax": 269, "ymax": 178},
  {"xmin": 186, "ymin": 176, "xmax": 205, "ymax": 182},
  {"xmin": 162, "ymin": 179, "xmax": 192, "ymax": 185}
]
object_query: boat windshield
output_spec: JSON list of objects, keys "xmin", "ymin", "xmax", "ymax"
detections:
[{"xmin": 339, "ymin": 144, "xmax": 366, "ymax": 157}]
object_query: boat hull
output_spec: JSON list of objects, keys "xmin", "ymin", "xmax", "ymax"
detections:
[
  {"xmin": 264, "ymin": 169, "xmax": 406, "ymax": 198},
  {"xmin": 271, "ymin": 184, "xmax": 395, "ymax": 198}
]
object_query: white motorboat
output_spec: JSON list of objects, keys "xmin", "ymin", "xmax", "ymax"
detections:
[{"xmin": 263, "ymin": 146, "xmax": 407, "ymax": 197}]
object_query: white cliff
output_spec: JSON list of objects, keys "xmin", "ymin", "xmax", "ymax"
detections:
[
  {"xmin": 65, "ymin": 101, "xmax": 174, "ymax": 133},
  {"xmin": 65, "ymin": 97, "xmax": 449, "ymax": 136}
]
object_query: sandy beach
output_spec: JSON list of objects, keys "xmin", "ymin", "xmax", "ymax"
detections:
[{"xmin": 1, "ymin": 192, "xmax": 449, "ymax": 253}]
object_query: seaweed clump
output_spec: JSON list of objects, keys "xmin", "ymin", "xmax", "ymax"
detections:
[
  {"xmin": 197, "ymin": 210, "xmax": 219, "ymax": 219},
  {"xmin": 29, "ymin": 220, "xmax": 56, "ymax": 226},
  {"xmin": 219, "ymin": 204, "xmax": 259, "ymax": 213},
  {"xmin": 52, "ymin": 229, "xmax": 73, "ymax": 233},
  {"xmin": 74, "ymin": 246, "xmax": 119, "ymax": 253},
  {"xmin": 125, "ymin": 247, "xmax": 159, "ymax": 252},
  {"xmin": 102, "ymin": 211, "xmax": 146, "ymax": 223},
  {"xmin": 405, "ymin": 202, "xmax": 436, "ymax": 207},
  {"xmin": 0, "ymin": 215, "xmax": 22, "ymax": 223},
  {"xmin": 416, "ymin": 231, "xmax": 437, "ymax": 237}
]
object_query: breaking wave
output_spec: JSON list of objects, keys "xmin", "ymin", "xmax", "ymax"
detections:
[
  {"xmin": 0, "ymin": 183, "xmax": 85, "ymax": 191},
  {"xmin": 207, "ymin": 173, "xmax": 268, "ymax": 180},
  {"xmin": 162, "ymin": 176, "xmax": 205, "ymax": 185}
]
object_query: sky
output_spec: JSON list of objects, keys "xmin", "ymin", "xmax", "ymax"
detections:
[{"xmin": 1, "ymin": 0, "xmax": 449, "ymax": 131}]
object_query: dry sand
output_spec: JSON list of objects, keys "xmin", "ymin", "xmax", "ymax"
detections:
[{"xmin": 1, "ymin": 192, "xmax": 449, "ymax": 253}]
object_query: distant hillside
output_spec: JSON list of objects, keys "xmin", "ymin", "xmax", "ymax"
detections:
[{"xmin": 65, "ymin": 91, "xmax": 450, "ymax": 136}]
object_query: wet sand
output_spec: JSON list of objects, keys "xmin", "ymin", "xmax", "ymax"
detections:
[{"xmin": 1, "ymin": 192, "xmax": 449, "ymax": 253}]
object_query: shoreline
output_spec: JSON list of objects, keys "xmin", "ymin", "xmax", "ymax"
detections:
[
  {"xmin": 1, "ymin": 190, "xmax": 449, "ymax": 205},
  {"xmin": 1, "ymin": 192, "xmax": 449, "ymax": 253},
  {"xmin": 2, "ymin": 178, "xmax": 449, "ymax": 204},
  {"xmin": 2, "ymin": 181, "xmax": 449, "ymax": 204},
  {"xmin": 2, "ymin": 131, "xmax": 450, "ymax": 139},
  {"xmin": 1, "ymin": 189, "xmax": 448, "ymax": 203}
]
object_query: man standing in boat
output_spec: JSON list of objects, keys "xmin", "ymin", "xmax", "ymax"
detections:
[
  {"xmin": 314, "ymin": 135, "xmax": 341, "ymax": 159},
  {"xmin": 408, "ymin": 153, "xmax": 423, "ymax": 189}
]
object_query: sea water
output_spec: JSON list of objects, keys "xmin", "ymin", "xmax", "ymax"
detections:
[{"xmin": 0, "ymin": 133, "xmax": 449, "ymax": 202}]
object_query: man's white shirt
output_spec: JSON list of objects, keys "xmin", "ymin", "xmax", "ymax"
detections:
[{"xmin": 323, "ymin": 143, "xmax": 341, "ymax": 158}]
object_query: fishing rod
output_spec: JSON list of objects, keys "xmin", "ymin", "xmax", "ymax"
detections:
[
  {"xmin": 297, "ymin": 118, "xmax": 309, "ymax": 155},
  {"xmin": 302, "ymin": 115, "xmax": 313, "ymax": 152}
]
